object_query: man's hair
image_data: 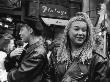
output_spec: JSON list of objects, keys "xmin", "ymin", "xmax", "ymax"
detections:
[{"xmin": 19, "ymin": 18, "xmax": 43, "ymax": 36}]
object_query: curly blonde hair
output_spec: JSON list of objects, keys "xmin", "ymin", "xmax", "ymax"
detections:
[{"xmin": 56, "ymin": 12, "xmax": 94, "ymax": 63}]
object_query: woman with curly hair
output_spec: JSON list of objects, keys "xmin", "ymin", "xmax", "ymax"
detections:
[{"xmin": 52, "ymin": 12, "xmax": 107, "ymax": 82}]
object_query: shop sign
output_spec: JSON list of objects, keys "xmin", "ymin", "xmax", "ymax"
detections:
[
  {"xmin": 41, "ymin": 17, "xmax": 68, "ymax": 26},
  {"xmin": 40, "ymin": 4, "xmax": 69, "ymax": 19}
]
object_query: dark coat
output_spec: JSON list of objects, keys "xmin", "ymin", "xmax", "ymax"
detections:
[
  {"xmin": 55, "ymin": 51, "xmax": 107, "ymax": 82},
  {"xmin": 7, "ymin": 42, "xmax": 47, "ymax": 82}
]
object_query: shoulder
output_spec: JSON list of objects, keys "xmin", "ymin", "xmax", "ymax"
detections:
[
  {"xmin": 35, "ymin": 44, "xmax": 46, "ymax": 53},
  {"xmin": 32, "ymin": 44, "xmax": 46, "ymax": 58},
  {"xmin": 92, "ymin": 51, "xmax": 106, "ymax": 63}
]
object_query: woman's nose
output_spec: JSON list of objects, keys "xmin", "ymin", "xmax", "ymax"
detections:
[{"xmin": 78, "ymin": 30, "xmax": 83, "ymax": 34}]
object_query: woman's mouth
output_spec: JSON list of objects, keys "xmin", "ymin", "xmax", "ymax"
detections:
[{"xmin": 76, "ymin": 37, "xmax": 84, "ymax": 40}]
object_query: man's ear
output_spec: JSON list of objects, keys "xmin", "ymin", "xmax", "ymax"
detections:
[{"xmin": 29, "ymin": 27, "xmax": 33, "ymax": 34}]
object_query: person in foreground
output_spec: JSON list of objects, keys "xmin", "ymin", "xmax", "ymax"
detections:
[
  {"xmin": 7, "ymin": 18, "xmax": 47, "ymax": 82},
  {"xmin": 53, "ymin": 12, "xmax": 107, "ymax": 82}
]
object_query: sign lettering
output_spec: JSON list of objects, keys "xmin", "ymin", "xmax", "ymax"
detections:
[{"xmin": 40, "ymin": 4, "xmax": 69, "ymax": 19}]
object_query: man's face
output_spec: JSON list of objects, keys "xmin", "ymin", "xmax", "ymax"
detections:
[{"xmin": 19, "ymin": 25, "xmax": 31, "ymax": 43}]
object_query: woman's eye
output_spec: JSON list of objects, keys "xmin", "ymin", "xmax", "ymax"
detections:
[
  {"xmin": 74, "ymin": 27, "xmax": 79, "ymax": 31},
  {"xmin": 82, "ymin": 29, "xmax": 87, "ymax": 32}
]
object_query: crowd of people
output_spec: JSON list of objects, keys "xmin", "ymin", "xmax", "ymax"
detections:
[{"xmin": 0, "ymin": 0, "xmax": 110, "ymax": 82}]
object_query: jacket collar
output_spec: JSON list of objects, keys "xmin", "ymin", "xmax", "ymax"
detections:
[{"xmin": 26, "ymin": 40, "xmax": 44, "ymax": 54}]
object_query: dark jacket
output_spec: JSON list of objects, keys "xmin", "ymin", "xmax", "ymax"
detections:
[
  {"xmin": 7, "ymin": 41, "xmax": 47, "ymax": 82},
  {"xmin": 88, "ymin": 52, "xmax": 107, "ymax": 82},
  {"xmin": 54, "ymin": 51, "xmax": 107, "ymax": 82}
]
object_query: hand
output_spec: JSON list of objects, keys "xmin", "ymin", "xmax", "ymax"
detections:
[{"xmin": 10, "ymin": 48, "xmax": 24, "ymax": 57}]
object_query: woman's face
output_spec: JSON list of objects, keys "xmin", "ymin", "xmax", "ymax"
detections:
[{"xmin": 68, "ymin": 21, "xmax": 87, "ymax": 45}]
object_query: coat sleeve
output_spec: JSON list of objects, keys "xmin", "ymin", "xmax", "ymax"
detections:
[
  {"xmin": 4, "ymin": 55, "xmax": 18, "ymax": 72},
  {"xmin": 90, "ymin": 53, "xmax": 107, "ymax": 82},
  {"xmin": 7, "ymin": 51, "xmax": 45, "ymax": 82}
]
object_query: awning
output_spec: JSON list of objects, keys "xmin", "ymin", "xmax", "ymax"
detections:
[{"xmin": 41, "ymin": 17, "xmax": 68, "ymax": 26}]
